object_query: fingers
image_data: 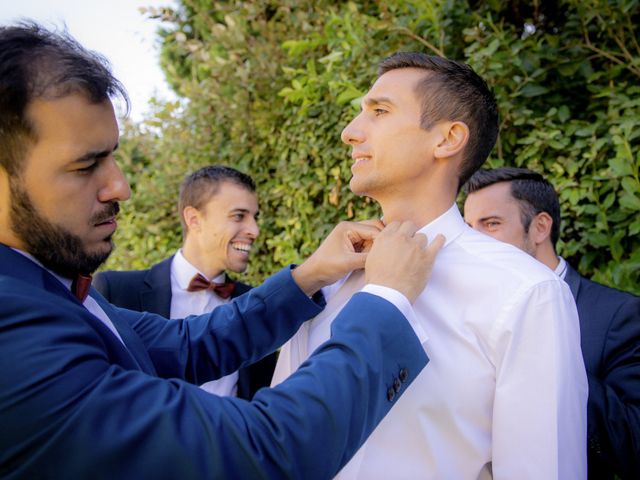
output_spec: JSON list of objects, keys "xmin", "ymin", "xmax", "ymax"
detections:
[
  {"xmin": 395, "ymin": 220, "xmax": 419, "ymax": 237},
  {"xmin": 344, "ymin": 221, "xmax": 382, "ymax": 253},
  {"xmin": 427, "ymin": 234, "xmax": 446, "ymax": 253},
  {"xmin": 376, "ymin": 222, "xmax": 444, "ymax": 251},
  {"xmin": 357, "ymin": 218, "xmax": 385, "ymax": 230},
  {"xmin": 364, "ymin": 222, "xmax": 446, "ymax": 303},
  {"xmin": 342, "ymin": 251, "xmax": 368, "ymax": 271},
  {"xmin": 344, "ymin": 221, "xmax": 382, "ymax": 240}
]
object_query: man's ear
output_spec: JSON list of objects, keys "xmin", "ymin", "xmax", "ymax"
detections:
[
  {"xmin": 434, "ymin": 121, "xmax": 469, "ymax": 159},
  {"xmin": 182, "ymin": 206, "xmax": 202, "ymax": 233},
  {"xmin": 529, "ymin": 212, "xmax": 553, "ymax": 246}
]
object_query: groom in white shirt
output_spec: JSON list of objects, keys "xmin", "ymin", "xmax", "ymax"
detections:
[{"xmin": 272, "ymin": 52, "xmax": 588, "ymax": 479}]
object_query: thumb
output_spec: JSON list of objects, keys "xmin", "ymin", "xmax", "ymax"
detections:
[{"xmin": 342, "ymin": 251, "xmax": 368, "ymax": 271}]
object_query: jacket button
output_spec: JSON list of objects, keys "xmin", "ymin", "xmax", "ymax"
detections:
[
  {"xmin": 393, "ymin": 377, "xmax": 401, "ymax": 393},
  {"xmin": 387, "ymin": 387, "xmax": 395, "ymax": 402},
  {"xmin": 399, "ymin": 368, "xmax": 408, "ymax": 382}
]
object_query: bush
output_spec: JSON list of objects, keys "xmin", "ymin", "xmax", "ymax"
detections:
[{"xmin": 104, "ymin": 0, "xmax": 639, "ymax": 295}]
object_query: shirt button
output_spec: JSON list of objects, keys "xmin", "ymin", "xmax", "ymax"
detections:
[
  {"xmin": 387, "ymin": 387, "xmax": 395, "ymax": 402},
  {"xmin": 393, "ymin": 377, "xmax": 402, "ymax": 393},
  {"xmin": 399, "ymin": 368, "xmax": 408, "ymax": 382}
]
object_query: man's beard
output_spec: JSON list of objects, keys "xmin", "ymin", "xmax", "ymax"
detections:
[{"xmin": 9, "ymin": 178, "xmax": 119, "ymax": 278}]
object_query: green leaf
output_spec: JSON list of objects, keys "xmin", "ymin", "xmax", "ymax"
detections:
[
  {"xmin": 557, "ymin": 105, "xmax": 570, "ymax": 123},
  {"xmin": 336, "ymin": 86, "xmax": 363, "ymax": 105},
  {"xmin": 609, "ymin": 156, "xmax": 634, "ymax": 177},
  {"xmin": 621, "ymin": 177, "xmax": 639, "ymax": 196},
  {"xmin": 519, "ymin": 84, "xmax": 549, "ymax": 98},
  {"xmin": 619, "ymin": 192, "xmax": 640, "ymax": 211}
]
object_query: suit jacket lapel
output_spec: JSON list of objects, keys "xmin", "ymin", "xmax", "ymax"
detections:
[
  {"xmin": 564, "ymin": 264, "xmax": 582, "ymax": 302},
  {"xmin": 140, "ymin": 257, "xmax": 173, "ymax": 317},
  {"xmin": 0, "ymin": 244, "xmax": 78, "ymax": 303},
  {"xmin": 230, "ymin": 278, "xmax": 251, "ymax": 298},
  {"xmin": 92, "ymin": 291, "xmax": 158, "ymax": 375},
  {"xmin": 0, "ymin": 245, "xmax": 156, "ymax": 374}
]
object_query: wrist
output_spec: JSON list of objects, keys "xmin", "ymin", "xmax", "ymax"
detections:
[{"xmin": 291, "ymin": 260, "xmax": 324, "ymax": 296}]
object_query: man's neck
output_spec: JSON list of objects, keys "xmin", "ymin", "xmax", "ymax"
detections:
[
  {"xmin": 181, "ymin": 243, "xmax": 224, "ymax": 280},
  {"xmin": 535, "ymin": 243, "xmax": 560, "ymax": 271},
  {"xmin": 379, "ymin": 193, "xmax": 457, "ymax": 228}
]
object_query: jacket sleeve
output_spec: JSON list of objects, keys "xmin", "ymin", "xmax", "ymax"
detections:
[
  {"xmin": 586, "ymin": 294, "xmax": 640, "ymax": 479},
  {"xmin": 0, "ymin": 268, "xmax": 428, "ymax": 479}
]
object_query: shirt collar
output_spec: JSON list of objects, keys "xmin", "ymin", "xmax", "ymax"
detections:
[
  {"xmin": 554, "ymin": 256, "xmax": 568, "ymax": 279},
  {"xmin": 416, "ymin": 203, "xmax": 467, "ymax": 248},
  {"xmin": 172, "ymin": 249, "xmax": 226, "ymax": 290}
]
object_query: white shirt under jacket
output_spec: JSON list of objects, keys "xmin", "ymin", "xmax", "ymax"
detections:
[
  {"xmin": 272, "ymin": 204, "xmax": 588, "ymax": 480},
  {"xmin": 170, "ymin": 249, "xmax": 239, "ymax": 396}
]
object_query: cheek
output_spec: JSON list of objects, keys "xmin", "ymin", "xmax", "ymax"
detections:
[
  {"xmin": 497, "ymin": 227, "xmax": 525, "ymax": 247},
  {"xmin": 36, "ymin": 193, "xmax": 88, "ymax": 230}
]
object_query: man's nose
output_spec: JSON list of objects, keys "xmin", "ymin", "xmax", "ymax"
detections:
[
  {"xmin": 247, "ymin": 218, "xmax": 260, "ymax": 239},
  {"xmin": 341, "ymin": 115, "xmax": 364, "ymax": 145},
  {"xmin": 98, "ymin": 158, "xmax": 131, "ymax": 202}
]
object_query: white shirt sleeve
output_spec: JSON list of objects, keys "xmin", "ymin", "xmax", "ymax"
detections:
[{"xmin": 490, "ymin": 278, "xmax": 587, "ymax": 479}]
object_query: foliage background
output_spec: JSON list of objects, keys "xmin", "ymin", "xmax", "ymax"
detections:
[{"xmin": 104, "ymin": 0, "xmax": 640, "ymax": 295}]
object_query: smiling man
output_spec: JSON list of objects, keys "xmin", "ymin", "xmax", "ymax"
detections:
[
  {"xmin": 273, "ymin": 52, "xmax": 588, "ymax": 479},
  {"xmin": 95, "ymin": 166, "xmax": 277, "ymax": 399}
]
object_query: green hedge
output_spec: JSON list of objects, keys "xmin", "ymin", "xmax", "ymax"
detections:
[{"xmin": 104, "ymin": 0, "xmax": 639, "ymax": 295}]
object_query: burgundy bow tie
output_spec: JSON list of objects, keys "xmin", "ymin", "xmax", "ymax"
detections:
[
  {"xmin": 187, "ymin": 273, "xmax": 236, "ymax": 299},
  {"xmin": 72, "ymin": 273, "xmax": 92, "ymax": 303}
]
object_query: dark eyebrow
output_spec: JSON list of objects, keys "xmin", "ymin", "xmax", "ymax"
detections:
[
  {"xmin": 74, "ymin": 143, "xmax": 119, "ymax": 163},
  {"xmin": 479, "ymin": 215, "xmax": 502, "ymax": 223}
]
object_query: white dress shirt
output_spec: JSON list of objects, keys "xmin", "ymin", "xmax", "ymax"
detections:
[
  {"xmin": 272, "ymin": 204, "xmax": 588, "ymax": 480},
  {"xmin": 170, "ymin": 249, "xmax": 240, "ymax": 396}
]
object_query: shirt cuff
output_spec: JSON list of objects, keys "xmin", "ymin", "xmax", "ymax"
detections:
[{"xmin": 360, "ymin": 284, "xmax": 429, "ymax": 345}]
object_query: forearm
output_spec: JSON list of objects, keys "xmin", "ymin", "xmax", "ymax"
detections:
[
  {"xmin": 2, "ymin": 292, "xmax": 427, "ymax": 479},
  {"xmin": 127, "ymin": 266, "xmax": 324, "ymax": 382}
]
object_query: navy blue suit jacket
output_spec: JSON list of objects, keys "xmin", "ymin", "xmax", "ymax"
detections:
[
  {"xmin": 565, "ymin": 264, "xmax": 640, "ymax": 479},
  {"xmin": 93, "ymin": 257, "xmax": 277, "ymax": 400},
  {"xmin": 0, "ymin": 244, "xmax": 428, "ymax": 479}
]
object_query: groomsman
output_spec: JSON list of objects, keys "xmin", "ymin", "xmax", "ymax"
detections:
[
  {"xmin": 464, "ymin": 166, "xmax": 640, "ymax": 479},
  {"xmin": 95, "ymin": 165, "xmax": 276, "ymax": 399}
]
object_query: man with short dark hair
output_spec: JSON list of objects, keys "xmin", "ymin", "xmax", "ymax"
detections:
[
  {"xmin": 95, "ymin": 165, "xmax": 276, "ymax": 399},
  {"xmin": 464, "ymin": 166, "xmax": 640, "ymax": 480},
  {"xmin": 0, "ymin": 23, "xmax": 444, "ymax": 479},
  {"xmin": 274, "ymin": 52, "xmax": 587, "ymax": 478}
]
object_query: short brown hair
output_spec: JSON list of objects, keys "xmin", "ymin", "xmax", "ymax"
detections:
[{"xmin": 178, "ymin": 165, "xmax": 256, "ymax": 233}]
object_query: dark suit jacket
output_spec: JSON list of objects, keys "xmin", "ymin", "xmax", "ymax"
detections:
[
  {"xmin": 93, "ymin": 257, "xmax": 276, "ymax": 400},
  {"xmin": 565, "ymin": 264, "xmax": 640, "ymax": 479},
  {"xmin": 0, "ymin": 243, "xmax": 428, "ymax": 479}
]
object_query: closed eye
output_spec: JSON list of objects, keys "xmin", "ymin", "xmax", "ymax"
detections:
[{"xmin": 77, "ymin": 162, "xmax": 98, "ymax": 174}]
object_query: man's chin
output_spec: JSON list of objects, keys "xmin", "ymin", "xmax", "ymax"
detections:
[
  {"xmin": 226, "ymin": 261, "xmax": 249, "ymax": 274},
  {"xmin": 80, "ymin": 241, "xmax": 114, "ymax": 271},
  {"xmin": 89, "ymin": 239, "xmax": 114, "ymax": 256},
  {"xmin": 349, "ymin": 178, "xmax": 365, "ymax": 196}
]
